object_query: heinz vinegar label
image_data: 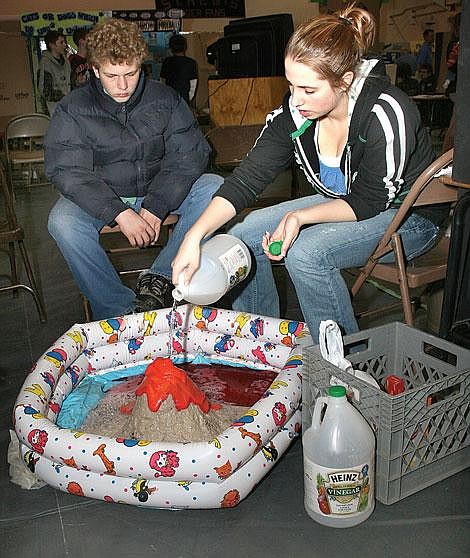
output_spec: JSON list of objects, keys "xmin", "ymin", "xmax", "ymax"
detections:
[{"xmin": 304, "ymin": 459, "xmax": 373, "ymax": 516}]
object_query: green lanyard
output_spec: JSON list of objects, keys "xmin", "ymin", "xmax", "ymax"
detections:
[{"xmin": 290, "ymin": 118, "xmax": 313, "ymax": 140}]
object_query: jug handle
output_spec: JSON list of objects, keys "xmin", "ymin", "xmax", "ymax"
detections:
[{"xmin": 310, "ymin": 395, "xmax": 328, "ymax": 433}]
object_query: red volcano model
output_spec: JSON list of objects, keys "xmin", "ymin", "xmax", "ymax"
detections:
[{"xmin": 135, "ymin": 357, "xmax": 221, "ymax": 413}]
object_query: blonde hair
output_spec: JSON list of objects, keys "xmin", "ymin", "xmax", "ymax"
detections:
[
  {"xmin": 285, "ymin": 4, "xmax": 376, "ymax": 88},
  {"xmin": 86, "ymin": 18, "xmax": 149, "ymax": 68}
]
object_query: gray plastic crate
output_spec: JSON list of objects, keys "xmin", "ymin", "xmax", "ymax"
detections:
[{"xmin": 303, "ymin": 322, "xmax": 470, "ymax": 505}]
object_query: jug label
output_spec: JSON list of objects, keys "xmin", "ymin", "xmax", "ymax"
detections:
[
  {"xmin": 304, "ymin": 459, "xmax": 373, "ymax": 516},
  {"xmin": 218, "ymin": 245, "xmax": 249, "ymax": 287}
]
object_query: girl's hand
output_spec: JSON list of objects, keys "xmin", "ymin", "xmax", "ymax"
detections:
[
  {"xmin": 262, "ymin": 211, "xmax": 303, "ymax": 261},
  {"xmin": 171, "ymin": 233, "xmax": 202, "ymax": 287}
]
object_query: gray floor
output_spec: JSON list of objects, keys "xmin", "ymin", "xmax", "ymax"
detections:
[{"xmin": 1, "ymin": 183, "xmax": 469, "ymax": 558}]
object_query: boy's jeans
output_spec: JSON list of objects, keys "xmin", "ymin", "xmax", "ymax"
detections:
[{"xmin": 48, "ymin": 173, "xmax": 223, "ymax": 320}]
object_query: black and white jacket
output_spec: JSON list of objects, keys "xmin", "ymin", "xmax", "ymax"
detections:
[{"xmin": 216, "ymin": 59, "xmax": 437, "ymax": 222}]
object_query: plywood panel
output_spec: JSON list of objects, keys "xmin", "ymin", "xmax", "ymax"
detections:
[
  {"xmin": 0, "ymin": 32, "xmax": 34, "ymax": 118},
  {"xmin": 208, "ymin": 76, "xmax": 288, "ymax": 126}
]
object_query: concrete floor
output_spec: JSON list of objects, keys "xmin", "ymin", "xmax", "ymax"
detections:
[{"xmin": 1, "ymin": 182, "xmax": 469, "ymax": 558}]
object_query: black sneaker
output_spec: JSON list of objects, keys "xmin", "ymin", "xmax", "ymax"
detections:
[{"xmin": 133, "ymin": 273, "xmax": 174, "ymax": 312}]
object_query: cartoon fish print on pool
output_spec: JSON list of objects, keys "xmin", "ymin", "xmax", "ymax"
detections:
[
  {"xmin": 99, "ymin": 317, "xmax": 126, "ymax": 344},
  {"xmin": 149, "ymin": 450, "xmax": 180, "ymax": 478},
  {"xmin": 132, "ymin": 478, "xmax": 156, "ymax": 502},
  {"xmin": 279, "ymin": 320, "xmax": 305, "ymax": 347},
  {"xmin": 250, "ymin": 317, "xmax": 264, "ymax": 338},
  {"xmin": 27, "ymin": 428, "xmax": 48, "ymax": 454},
  {"xmin": 194, "ymin": 306, "xmax": 217, "ymax": 330},
  {"xmin": 214, "ymin": 334, "xmax": 234, "ymax": 354}
]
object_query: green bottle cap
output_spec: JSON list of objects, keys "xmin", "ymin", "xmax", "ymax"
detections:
[
  {"xmin": 269, "ymin": 240, "xmax": 283, "ymax": 256},
  {"xmin": 328, "ymin": 385, "xmax": 346, "ymax": 397}
]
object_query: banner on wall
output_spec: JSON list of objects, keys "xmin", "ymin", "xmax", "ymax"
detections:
[
  {"xmin": 154, "ymin": 1, "xmax": 245, "ymax": 18},
  {"xmin": 20, "ymin": 11, "xmax": 108, "ymax": 37},
  {"xmin": 112, "ymin": 10, "xmax": 181, "ymax": 32}
]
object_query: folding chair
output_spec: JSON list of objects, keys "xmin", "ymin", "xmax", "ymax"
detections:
[
  {"xmin": 0, "ymin": 162, "xmax": 46, "ymax": 322},
  {"xmin": 351, "ymin": 149, "xmax": 457, "ymax": 327},
  {"xmin": 4, "ymin": 113, "xmax": 50, "ymax": 191}
]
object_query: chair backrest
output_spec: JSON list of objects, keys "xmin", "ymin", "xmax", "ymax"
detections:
[
  {"xmin": 371, "ymin": 149, "xmax": 457, "ymax": 259},
  {"xmin": 6, "ymin": 113, "xmax": 50, "ymax": 141},
  {"xmin": 205, "ymin": 124, "xmax": 264, "ymax": 167}
]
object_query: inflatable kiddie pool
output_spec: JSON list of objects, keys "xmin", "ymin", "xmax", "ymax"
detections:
[{"xmin": 13, "ymin": 305, "xmax": 309, "ymax": 509}]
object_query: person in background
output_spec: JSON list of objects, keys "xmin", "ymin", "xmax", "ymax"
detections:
[
  {"xmin": 417, "ymin": 63, "xmax": 435, "ymax": 95},
  {"xmin": 160, "ymin": 34, "xmax": 198, "ymax": 105},
  {"xmin": 172, "ymin": 5, "xmax": 446, "ymax": 344},
  {"xmin": 45, "ymin": 19, "xmax": 222, "ymax": 320},
  {"xmin": 396, "ymin": 61, "xmax": 420, "ymax": 96},
  {"xmin": 69, "ymin": 27, "xmax": 92, "ymax": 89},
  {"xmin": 442, "ymin": 12, "xmax": 461, "ymax": 153},
  {"xmin": 416, "ymin": 29, "xmax": 435, "ymax": 72},
  {"xmin": 38, "ymin": 30, "xmax": 71, "ymax": 116}
]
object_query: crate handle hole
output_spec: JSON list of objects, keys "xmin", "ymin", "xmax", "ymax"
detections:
[
  {"xmin": 422, "ymin": 341, "xmax": 457, "ymax": 366},
  {"xmin": 426, "ymin": 383, "xmax": 461, "ymax": 406},
  {"xmin": 344, "ymin": 339, "xmax": 369, "ymax": 356}
]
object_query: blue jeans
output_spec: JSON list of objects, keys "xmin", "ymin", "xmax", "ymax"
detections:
[
  {"xmin": 48, "ymin": 173, "xmax": 223, "ymax": 320},
  {"xmin": 228, "ymin": 194, "xmax": 440, "ymax": 343}
]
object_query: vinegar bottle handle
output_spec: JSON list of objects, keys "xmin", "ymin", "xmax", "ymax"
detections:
[{"xmin": 310, "ymin": 395, "xmax": 328, "ymax": 433}]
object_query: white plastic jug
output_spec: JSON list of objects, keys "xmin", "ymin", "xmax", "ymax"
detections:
[
  {"xmin": 172, "ymin": 234, "xmax": 251, "ymax": 305},
  {"xmin": 303, "ymin": 385, "xmax": 375, "ymax": 528}
]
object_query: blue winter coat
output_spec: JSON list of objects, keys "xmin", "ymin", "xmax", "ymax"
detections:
[{"xmin": 45, "ymin": 71, "xmax": 210, "ymax": 224}]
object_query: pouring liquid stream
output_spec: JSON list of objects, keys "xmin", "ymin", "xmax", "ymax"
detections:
[{"xmin": 168, "ymin": 298, "xmax": 179, "ymax": 361}]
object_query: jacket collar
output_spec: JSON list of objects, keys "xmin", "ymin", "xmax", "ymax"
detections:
[{"xmin": 90, "ymin": 69, "xmax": 146, "ymax": 115}]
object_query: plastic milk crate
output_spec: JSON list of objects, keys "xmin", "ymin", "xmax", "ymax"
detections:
[{"xmin": 303, "ymin": 322, "xmax": 470, "ymax": 505}]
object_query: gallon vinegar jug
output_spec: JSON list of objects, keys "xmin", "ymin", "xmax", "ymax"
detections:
[
  {"xmin": 172, "ymin": 234, "xmax": 251, "ymax": 305},
  {"xmin": 303, "ymin": 385, "xmax": 375, "ymax": 528}
]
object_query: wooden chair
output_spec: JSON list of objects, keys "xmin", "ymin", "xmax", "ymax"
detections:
[
  {"xmin": 351, "ymin": 149, "xmax": 457, "ymax": 327},
  {"xmin": 82, "ymin": 214, "xmax": 179, "ymax": 321},
  {"xmin": 4, "ymin": 113, "xmax": 50, "ymax": 191},
  {"xmin": 0, "ymin": 162, "xmax": 46, "ymax": 322}
]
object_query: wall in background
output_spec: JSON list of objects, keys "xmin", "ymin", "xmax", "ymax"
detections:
[{"xmin": 0, "ymin": 1, "xmax": 319, "ymax": 29}]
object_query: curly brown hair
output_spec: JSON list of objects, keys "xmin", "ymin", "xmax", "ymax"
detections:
[
  {"xmin": 285, "ymin": 4, "xmax": 376, "ymax": 89},
  {"xmin": 86, "ymin": 18, "xmax": 149, "ymax": 67}
]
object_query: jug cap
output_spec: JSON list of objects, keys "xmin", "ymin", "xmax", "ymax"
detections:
[
  {"xmin": 328, "ymin": 385, "xmax": 346, "ymax": 397},
  {"xmin": 269, "ymin": 240, "xmax": 283, "ymax": 256}
]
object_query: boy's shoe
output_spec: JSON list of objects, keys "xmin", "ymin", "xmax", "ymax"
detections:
[{"xmin": 133, "ymin": 273, "xmax": 174, "ymax": 312}]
